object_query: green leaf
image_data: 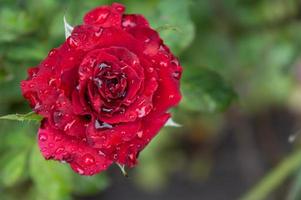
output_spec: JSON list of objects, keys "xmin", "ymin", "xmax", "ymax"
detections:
[
  {"xmin": 29, "ymin": 144, "xmax": 72, "ymax": 200},
  {"xmin": 150, "ymin": 0, "xmax": 195, "ymax": 54},
  {"xmin": 0, "ymin": 112, "xmax": 42, "ymax": 122},
  {"xmin": 0, "ymin": 150, "xmax": 28, "ymax": 187},
  {"xmin": 72, "ymin": 173, "xmax": 109, "ymax": 196},
  {"xmin": 181, "ymin": 68, "xmax": 237, "ymax": 113}
]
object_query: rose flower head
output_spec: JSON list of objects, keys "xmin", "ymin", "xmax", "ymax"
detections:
[{"xmin": 20, "ymin": 2, "xmax": 182, "ymax": 176}]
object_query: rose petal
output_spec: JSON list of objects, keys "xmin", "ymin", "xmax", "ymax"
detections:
[
  {"xmin": 84, "ymin": 3, "xmax": 125, "ymax": 28},
  {"xmin": 38, "ymin": 120, "xmax": 112, "ymax": 175}
]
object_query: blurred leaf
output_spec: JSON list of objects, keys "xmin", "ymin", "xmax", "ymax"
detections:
[
  {"xmin": 72, "ymin": 173, "xmax": 109, "ymax": 196},
  {"xmin": 29, "ymin": 144, "xmax": 72, "ymax": 200},
  {"xmin": 181, "ymin": 68, "xmax": 237, "ymax": 113},
  {"xmin": 0, "ymin": 8, "xmax": 34, "ymax": 43},
  {"xmin": 150, "ymin": 0, "xmax": 195, "ymax": 54},
  {"xmin": 0, "ymin": 112, "xmax": 42, "ymax": 122},
  {"xmin": 0, "ymin": 67, "xmax": 13, "ymax": 82},
  {"xmin": 0, "ymin": 150, "xmax": 28, "ymax": 187}
]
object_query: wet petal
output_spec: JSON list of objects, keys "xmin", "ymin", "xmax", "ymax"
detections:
[{"xmin": 38, "ymin": 120, "xmax": 112, "ymax": 176}]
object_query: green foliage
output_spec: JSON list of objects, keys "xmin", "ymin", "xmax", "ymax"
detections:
[
  {"xmin": 29, "ymin": 145, "xmax": 73, "ymax": 200},
  {"xmin": 72, "ymin": 174, "xmax": 109, "ymax": 196},
  {"xmin": 0, "ymin": 112, "xmax": 42, "ymax": 122},
  {"xmin": 181, "ymin": 68, "xmax": 237, "ymax": 113},
  {"xmin": 0, "ymin": 150, "xmax": 28, "ymax": 187},
  {"xmin": 150, "ymin": 0, "xmax": 195, "ymax": 54}
]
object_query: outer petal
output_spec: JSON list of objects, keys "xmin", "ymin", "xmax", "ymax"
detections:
[
  {"xmin": 83, "ymin": 3, "xmax": 125, "ymax": 28},
  {"xmin": 38, "ymin": 120, "xmax": 112, "ymax": 175},
  {"xmin": 115, "ymin": 113, "xmax": 170, "ymax": 167},
  {"xmin": 122, "ymin": 14, "xmax": 149, "ymax": 29}
]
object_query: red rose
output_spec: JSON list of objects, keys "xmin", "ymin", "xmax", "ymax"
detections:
[{"xmin": 20, "ymin": 3, "xmax": 182, "ymax": 175}]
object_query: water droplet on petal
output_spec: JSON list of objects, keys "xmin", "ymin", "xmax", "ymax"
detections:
[
  {"xmin": 64, "ymin": 120, "xmax": 76, "ymax": 131},
  {"xmin": 48, "ymin": 49, "xmax": 57, "ymax": 56},
  {"xmin": 48, "ymin": 78, "xmax": 56, "ymax": 86},
  {"xmin": 93, "ymin": 78, "xmax": 103, "ymax": 88},
  {"xmin": 169, "ymin": 94, "xmax": 175, "ymax": 99},
  {"xmin": 54, "ymin": 135, "xmax": 63, "ymax": 141},
  {"xmin": 129, "ymin": 153, "xmax": 135, "ymax": 160},
  {"xmin": 137, "ymin": 131, "xmax": 143, "ymax": 138},
  {"xmin": 113, "ymin": 3, "xmax": 125, "ymax": 12},
  {"xmin": 160, "ymin": 61, "xmax": 168, "ymax": 67},
  {"xmin": 39, "ymin": 133, "xmax": 48, "ymax": 142},
  {"xmin": 147, "ymin": 67, "xmax": 154, "ymax": 73},
  {"xmin": 101, "ymin": 107, "xmax": 113, "ymax": 113},
  {"xmin": 95, "ymin": 28, "xmax": 103, "ymax": 37},
  {"xmin": 98, "ymin": 63, "xmax": 110, "ymax": 70},
  {"xmin": 113, "ymin": 154, "xmax": 118, "ymax": 159},
  {"xmin": 136, "ymin": 107, "xmax": 146, "ymax": 118},
  {"xmin": 82, "ymin": 154, "xmax": 95, "ymax": 166},
  {"xmin": 48, "ymin": 143, "xmax": 54, "ymax": 148},
  {"xmin": 73, "ymin": 163, "xmax": 85, "ymax": 175},
  {"xmin": 172, "ymin": 71, "xmax": 181, "ymax": 80},
  {"xmin": 55, "ymin": 147, "xmax": 65, "ymax": 154},
  {"xmin": 171, "ymin": 58, "xmax": 179, "ymax": 66},
  {"xmin": 95, "ymin": 120, "xmax": 113, "ymax": 129},
  {"xmin": 53, "ymin": 111, "xmax": 63, "ymax": 125},
  {"xmin": 98, "ymin": 150, "xmax": 105, "ymax": 156},
  {"xmin": 67, "ymin": 37, "xmax": 79, "ymax": 48}
]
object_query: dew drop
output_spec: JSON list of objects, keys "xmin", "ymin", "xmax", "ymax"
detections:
[
  {"xmin": 55, "ymin": 147, "xmax": 65, "ymax": 154},
  {"xmin": 66, "ymin": 37, "xmax": 78, "ymax": 48},
  {"xmin": 96, "ymin": 10, "xmax": 110, "ymax": 22},
  {"xmin": 169, "ymin": 94, "xmax": 175, "ymax": 99},
  {"xmin": 160, "ymin": 61, "xmax": 168, "ymax": 67},
  {"xmin": 39, "ymin": 133, "xmax": 48, "ymax": 142},
  {"xmin": 48, "ymin": 78, "xmax": 56, "ymax": 86},
  {"xmin": 93, "ymin": 78, "xmax": 103, "ymax": 88},
  {"xmin": 54, "ymin": 135, "xmax": 63, "ymax": 141},
  {"xmin": 172, "ymin": 71, "xmax": 181, "ymax": 80},
  {"xmin": 63, "ymin": 120, "xmax": 76, "ymax": 131},
  {"xmin": 98, "ymin": 150, "xmax": 105, "ymax": 156},
  {"xmin": 129, "ymin": 153, "xmax": 135, "ymax": 160},
  {"xmin": 101, "ymin": 107, "xmax": 113, "ymax": 113},
  {"xmin": 171, "ymin": 58, "xmax": 180, "ymax": 66},
  {"xmin": 95, "ymin": 120, "xmax": 113, "ymax": 129},
  {"xmin": 137, "ymin": 131, "xmax": 143, "ymax": 138},
  {"xmin": 73, "ymin": 163, "xmax": 85, "ymax": 175},
  {"xmin": 95, "ymin": 28, "xmax": 103, "ymax": 37},
  {"xmin": 122, "ymin": 19, "xmax": 136, "ymax": 27},
  {"xmin": 98, "ymin": 63, "xmax": 110, "ymax": 70},
  {"xmin": 113, "ymin": 154, "xmax": 118, "ymax": 159},
  {"xmin": 114, "ymin": 3, "xmax": 125, "ymax": 12},
  {"xmin": 82, "ymin": 154, "xmax": 95, "ymax": 166},
  {"xmin": 48, "ymin": 49, "xmax": 57, "ymax": 56},
  {"xmin": 53, "ymin": 111, "xmax": 63, "ymax": 125},
  {"xmin": 147, "ymin": 67, "xmax": 154, "ymax": 73},
  {"xmin": 136, "ymin": 107, "xmax": 146, "ymax": 118}
]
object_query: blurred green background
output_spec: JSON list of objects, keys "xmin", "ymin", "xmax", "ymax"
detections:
[{"xmin": 1, "ymin": 0, "xmax": 301, "ymax": 199}]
